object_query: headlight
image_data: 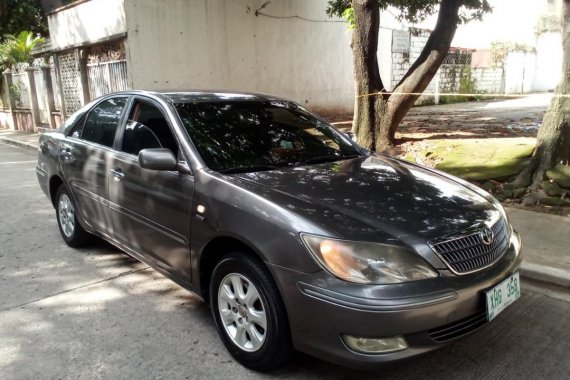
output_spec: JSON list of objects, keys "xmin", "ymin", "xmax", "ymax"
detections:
[{"xmin": 300, "ymin": 234, "xmax": 438, "ymax": 284}]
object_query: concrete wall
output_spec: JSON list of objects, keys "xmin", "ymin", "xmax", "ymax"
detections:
[
  {"xmin": 388, "ymin": 28, "xmax": 438, "ymax": 105},
  {"xmin": 533, "ymin": 32, "xmax": 562, "ymax": 92},
  {"xmin": 124, "ymin": 0, "xmax": 354, "ymax": 115},
  {"xmin": 378, "ymin": 27, "xmax": 393, "ymax": 92},
  {"xmin": 48, "ymin": 0, "xmax": 126, "ymax": 51},
  {"xmin": 438, "ymin": 65, "xmax": 469, "ymax": 94},
  {"xmin": 472, "ymin": 67, "xmax": 504, "ymax": 94},
  {"xmin": 0, "ymin": 110, "xmax": 10, "ymax": 129},
  {"xmin": 14, "ymin": 111, "xmax": 34, "ymax": 132}
]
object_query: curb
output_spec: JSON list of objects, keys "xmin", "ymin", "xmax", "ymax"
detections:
[
  {"xmin": 0, "ymin": 136, "xmax": 38, "ymax": 151},
  {"xmin": 520, "ymin": 262, "xmax": 570, "ymax": 289}
]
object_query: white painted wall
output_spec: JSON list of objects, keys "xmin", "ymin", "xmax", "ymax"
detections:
[
  {"xmin": 48, "ymin": 0, "xmax": 126, "ymax": 51},
  {"xmin": 378, "ymin": 28, "xmax": 393, "ymax": 91},
  {"xmin": 124, "ymin": 0, "xmax": 355, "ymax": 115},
  {"xmin": 504, "ymin": 52, "xmax": 536, "ymax": 94},
  {"xmin": 533, "ymin": 32, "xmax": 563, "ymax": 92}
]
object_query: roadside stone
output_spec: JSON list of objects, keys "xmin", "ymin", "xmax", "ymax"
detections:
[
  {"xmin": 522, "ymin": 196, "xmax": 537, "ymax": 206},
  {"xmin": 540, "ymin": 181, "xmax": 563, "ymax": 197},
  {"xmin": 513, "ymin": 187, "xmax": 527, "ymax": 199},
  {"xmin": 546, "ymin": 164, "xmax": 570, "ymax": 189},
  {"xmin": 480, "ymin": 181, "xmax": 496, "ymax": 193},
  {"xmin": 502, "ymin": 189, "xmax": 514, "ymax": 198},
  {"xmin": 495, "ymin": 193, "xmax": 506, "ymax": 202},
  {"xmin": 540, "ymin": 197, "xmax": 570, "ymax": 207},
  {"xmin": 502, "ymin": 183, "xmax": 515, "ymax": 191}
]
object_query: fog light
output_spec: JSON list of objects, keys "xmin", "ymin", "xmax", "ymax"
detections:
[{"xmin": 342, "ymin": 335, "xmax": 408, "ymax": 354}]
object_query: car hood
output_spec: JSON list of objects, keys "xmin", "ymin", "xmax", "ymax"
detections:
[{"xmin": 227, "ymin": 155, "xmax": 499, "ymax": 246}]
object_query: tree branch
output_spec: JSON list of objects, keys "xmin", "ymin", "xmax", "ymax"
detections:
[{"xmin": 386, "ymin": 0, "xmax": 460, "ymax": 130}]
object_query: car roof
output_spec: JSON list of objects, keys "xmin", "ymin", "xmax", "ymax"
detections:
[{"xmin": 108, "ymin": 90, "xmax": 287, "ymax": 104}]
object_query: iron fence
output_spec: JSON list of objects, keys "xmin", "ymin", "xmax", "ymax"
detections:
[
  {"xmin": 87, "ymin": 60, "xmax": 129, "ymax": 100},
  {"xmin": 443, "ymin": 50, "xmax": 473, "ymax": 65}
]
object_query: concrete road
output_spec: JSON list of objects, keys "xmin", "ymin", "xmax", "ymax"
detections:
[{"xmin": 1, "ymin": 141, "xmax": 569, "ymax": 379}]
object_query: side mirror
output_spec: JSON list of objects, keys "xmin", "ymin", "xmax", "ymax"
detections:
[{"xmin": 139, "ymin": 148, "xmax": 177, "ymax": 171}]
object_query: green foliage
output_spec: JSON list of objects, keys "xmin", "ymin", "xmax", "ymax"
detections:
[
  {"xmin": 0, "ymin": 0, "xmax": 48, "ymax": 37},
  {"xmin": 342, "ymin": 7, "xmax": 355, "ymax": 29},
  {"xmin": 0, "ymin": 31, "xmax": 46, "ymax": 68},
  {"xmin": 535, "ymin": 14, "xmax": 560, "ymax": 35},
  {"xmin": 326, "ymin": 0, "xmax": 491, "ymax": 25},
  {"xmin": 490, "ymin": 41, "xmax": 536, "ymax": 68},
  {"xmin": 9, "ymin": 82, "xmax": 23, "ymax": 107}
]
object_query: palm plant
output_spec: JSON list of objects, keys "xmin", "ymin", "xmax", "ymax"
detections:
[{"xmin": 0, "ymin": 31, "xmax": 45, "ymax": 69}]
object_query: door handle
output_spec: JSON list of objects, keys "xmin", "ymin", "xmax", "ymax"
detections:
[{"xmin": 110, "ymin": 168, "xmax": 125, "ymax": 182}]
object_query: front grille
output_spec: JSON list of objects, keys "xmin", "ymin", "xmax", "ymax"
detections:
[
  {"xmin": 429, "ymin": 311, "xmax": 487, "ymax": 342},
  {"xmin": 431, "ymin": 218, "xmax": 509, "ymax": 274}
]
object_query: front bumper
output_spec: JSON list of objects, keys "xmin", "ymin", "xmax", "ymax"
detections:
[{"xmin": 268, "ymin": 230, "xmax": 522, "ymax": 369}]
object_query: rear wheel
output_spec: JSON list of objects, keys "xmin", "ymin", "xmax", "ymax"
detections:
[
  {"xmin": 210, "ymin": 252, "xmax": 292, "ymax": 371},
  {"xmin": 55, "ymin": 185, "xmax": 91, "ymax": 247}
]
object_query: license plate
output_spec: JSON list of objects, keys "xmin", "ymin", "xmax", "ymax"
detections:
[{"xmin": 485, "ymin": 272, "xmax": 520, "ymax": 321}]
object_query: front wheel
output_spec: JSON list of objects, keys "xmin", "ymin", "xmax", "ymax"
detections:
[
  {"xmin": 55, "ymin": 185, "xmax": 91, "ymax": 247},
  {"xmin": 210, "ymin": 252, "xmax": 292, "ymax": 371}
]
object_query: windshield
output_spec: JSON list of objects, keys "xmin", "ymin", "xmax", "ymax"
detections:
[{"xmin": 175, "ymin": 100, "xmax": 361, "ymax": 173}]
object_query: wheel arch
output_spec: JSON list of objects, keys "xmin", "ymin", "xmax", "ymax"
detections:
[
  {"xmin": 198, "ymin": 235, "xmax": 269, "ymax": 304},
  {"xmin": 49, "ymin": 175, "xmax": 64, "ymax": 208}
]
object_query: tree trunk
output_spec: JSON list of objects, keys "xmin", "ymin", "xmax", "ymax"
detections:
[
  {"xmin": 378, "ymin": 0, "xmax": 461, "ymax": 151},
  {"xmin": 350, "ymin": 0, "xmax": 462, "ymax": 151},
  {"xmin": 514, "ymin": 0, "xmax": 570, "ymax": 189},
  {"xmin": 351, "ymin": 0, "xmax": 384, "ymax": 150}
]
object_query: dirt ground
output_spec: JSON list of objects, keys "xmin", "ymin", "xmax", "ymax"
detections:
[{"xmin": 328, "ymin": 93, "xmax": 550, "ymax": 159}]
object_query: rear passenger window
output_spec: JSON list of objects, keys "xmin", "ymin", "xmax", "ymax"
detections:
[
  {"xmin": 121, "ymin": 100, "xmax": 179, "ymax": 156},
  {"xmin": 78, "ymin": 97, "xmax": 128, "ymax": 147}
]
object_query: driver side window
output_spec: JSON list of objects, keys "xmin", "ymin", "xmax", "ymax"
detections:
[
  {"xmin": 73, "ymin": 97, "xmax": 128, "ymax": 147},
  {"xmin": 121, "ymin": 100, "xmax": 179, "ymax": 157}
]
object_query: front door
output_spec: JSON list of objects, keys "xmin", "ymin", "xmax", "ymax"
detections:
[
  {"xmin": 108, "ymin": 98, "xmax": 193, "ymax": 279},
  {"xmin": 60, "ymin": 96, "xmax": 129, "ymax": 236}
]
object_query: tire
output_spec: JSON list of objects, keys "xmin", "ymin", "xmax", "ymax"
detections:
[
  {"xmin": 210, "ymin": 252, "xmax": 292, "ymax": 371},
  {"xmin": 55, "ymin": 185, "xmax": 91, "ymax": 248}
]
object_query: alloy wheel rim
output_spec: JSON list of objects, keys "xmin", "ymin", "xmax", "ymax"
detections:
[
  {"xmin": 58, "ymin": 194, "xmax": 75, "ymax": 238},
  {"xmin": 217, "ymin": 273, "xmax": 267, "ymax": 352}
]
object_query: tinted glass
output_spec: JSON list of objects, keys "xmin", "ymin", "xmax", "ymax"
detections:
[
  {"xmin": 121, "ymin": 100, "xmax": 179, "ymax": 156},
  {"xmin": 80, "ymin": 97, "xmax": 127, "ymax": 147},
  {"xmin": 175, "ymin": 100, "xmax": 360, "ymax": 172}
]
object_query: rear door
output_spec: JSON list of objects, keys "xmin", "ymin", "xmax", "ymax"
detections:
[
  {"xmin": 60, "ymin": 96, "xmax": 129, "ymax": 237},
  {"xmin": 108, "ymin": 97, "xmax": 194, "ymax": 279}
]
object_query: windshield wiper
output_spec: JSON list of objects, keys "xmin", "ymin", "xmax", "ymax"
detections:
[
  {"xmin": 217, "ymin": 164, "xmax": 280, "ymax": 174},
  {"xmin": 302, "ymin": 154, "xmax": 361, "ymax": 165}
]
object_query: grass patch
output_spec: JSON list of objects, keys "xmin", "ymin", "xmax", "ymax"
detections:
[{"xmin": 408, "ymin": 138, "xmax": 536, "ymax": 181}]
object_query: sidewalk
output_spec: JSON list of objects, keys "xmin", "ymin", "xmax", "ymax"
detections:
[
  {"xmin": 1, "ymin": 128, "xmax": 569, "ymax": 289},
  {"xmin": 0, "ymin": 128, "xmax": 41, "ymax": 151}
]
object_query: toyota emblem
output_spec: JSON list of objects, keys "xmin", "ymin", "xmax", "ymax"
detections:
[{"xmin": 480, "ymin": 227, "xmax": 494, "ymax": 245}]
